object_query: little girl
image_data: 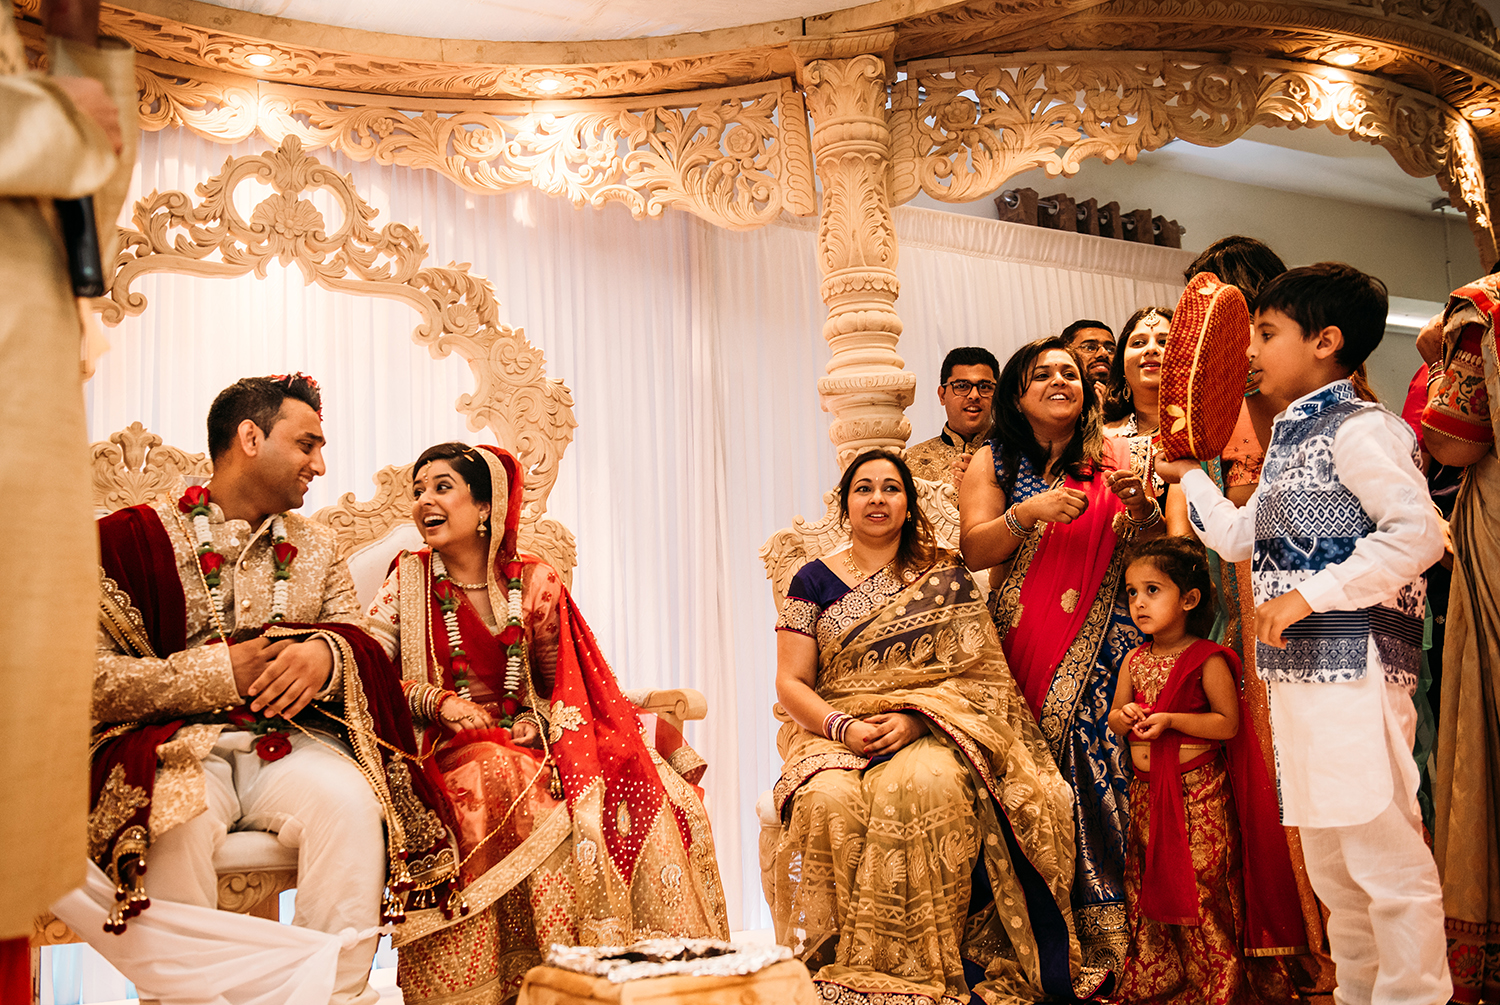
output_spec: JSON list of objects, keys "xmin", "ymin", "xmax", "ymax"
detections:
[{"xmin": 1108, "ymin": 537, "xmax": 1303, "ymax": 1004}]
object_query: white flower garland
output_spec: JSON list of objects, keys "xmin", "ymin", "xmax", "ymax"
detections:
[
  {"xmin": 182, "ymin": 494, "xmax": 292, "ymax": 622},
  {"xmin": 431, "ymin": 550, "xmax": 526, "ymax": 719}
]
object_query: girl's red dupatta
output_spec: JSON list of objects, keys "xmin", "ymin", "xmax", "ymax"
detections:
[{"xmin": 1140, "ymin": 639, "xmax": 1306, "ymax": 953}]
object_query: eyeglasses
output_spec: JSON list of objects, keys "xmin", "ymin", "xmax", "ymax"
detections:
[{"xmin": 943, "ymin": 379, "xmax": 997, "ymax": 396}]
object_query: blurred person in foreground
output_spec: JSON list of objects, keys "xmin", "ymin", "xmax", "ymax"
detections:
[{"xmin": 0, "ymin": 0, "xmax": 133, "ymax": 993}]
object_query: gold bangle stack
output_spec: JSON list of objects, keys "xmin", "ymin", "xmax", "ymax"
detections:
[
  {"xmin": 405, "ymin": 681, "xmax": 456, "ymax": 724},
  {"xmin": 1125, "ymin": 498, "xmax": 1164, "ymax": 529}
]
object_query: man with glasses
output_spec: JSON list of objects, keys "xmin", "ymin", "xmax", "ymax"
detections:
[
  {"xmin": 1061, "ymin": 318, "xmax": 1116, "ymax": 394},
  {"xmin": 906, "ymin": 346, "xmax": 1000, "ymax": 489}
]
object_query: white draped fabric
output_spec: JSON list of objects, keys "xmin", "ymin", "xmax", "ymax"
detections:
[{"xmin": 72, "ymin": 128, "xmax": 1191, "ymax": 998}]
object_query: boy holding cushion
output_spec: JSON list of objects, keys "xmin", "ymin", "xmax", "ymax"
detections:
[{"xmin": 1158, "ymin": 263, "xmax": 1450, "ymax": 1004}]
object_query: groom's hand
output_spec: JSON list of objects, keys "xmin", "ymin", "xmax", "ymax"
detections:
[{"xmin": 245, "ymin": 638, "xmax": 333, "ymax": 717}]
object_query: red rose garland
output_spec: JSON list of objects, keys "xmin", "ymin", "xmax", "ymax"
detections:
[
  {"xmin": 177, "ymin": 486, "xmax": 296, "ymax": 621},
  {"xmin": 430, "ymin": 553, "xmax": 527, "ymax": 724}
]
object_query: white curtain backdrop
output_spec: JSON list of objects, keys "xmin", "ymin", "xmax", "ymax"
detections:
[{"xmin": 71, "ymin": 126, "xmax": 1192, "ymax": 1001}]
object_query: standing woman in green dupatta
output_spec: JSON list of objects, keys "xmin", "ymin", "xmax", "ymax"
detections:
[
  {"xmin": 769, "ymin": 449, "xmax": 1096, "ymax": 1005},
  {"xmin": 958, "ymin": 337, "xmax": 1164, "ymax": 971}
]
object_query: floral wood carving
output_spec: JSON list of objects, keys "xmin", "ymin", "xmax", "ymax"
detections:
[
  {"xmin": 109, "ymin": 63, "xmax": 817, "ymax": 229},
  {"xmin": 10, "ymin": 0, "xmax": 790, "ymax": 101},
  {"xmin": 90, "ymin": 421, "xmax": 212, "ymax": 514},
  {"xmin": 890, "ymin": 53, "xmax": 1498, "ymax": 264},
  {"xmin": 793, "ymin": 31, "xmax": 916, "ymax": 468},
  {"xmin": 759, "ymin": 476, "xmax": 960, "ymax": 612},
  {"xmin": 96, "ymin": 135, "xmax": 579, "ymax": 577}
]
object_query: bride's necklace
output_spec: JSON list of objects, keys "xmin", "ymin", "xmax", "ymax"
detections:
[{"xmin": 449, "ymin": 576, "xmax": 488, "ymax": 591}]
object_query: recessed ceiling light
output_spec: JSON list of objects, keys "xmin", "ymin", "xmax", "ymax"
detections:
[
  {"xmin": 245, "ymin": 52, "xmax": 276, "ymax": 67},
  {"xmin": 1327, "ymin": 50, "xmax": 1360, "ymax": 67},
  {"xmin": 1471, "ymin": 106, "xmax": 1496, "ymax": 119},
  {"xmin": 535, "ymin": 77, "xmax": 562, "ymax": 92}
]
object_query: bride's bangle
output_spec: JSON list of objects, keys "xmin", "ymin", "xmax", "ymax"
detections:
[{"xmin": 1004, "ymin": 504, "xmax": 1037, "ymax": 538}]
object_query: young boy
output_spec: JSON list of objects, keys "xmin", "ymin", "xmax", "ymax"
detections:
[{"xmin": 1158, "ymin": 263, "xmax": 1450, "ymax": 1004}]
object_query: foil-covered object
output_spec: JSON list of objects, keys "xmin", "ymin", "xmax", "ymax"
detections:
[{"xmin": 543, "ymin": 938, "xmax": 792, "ymax": 983}]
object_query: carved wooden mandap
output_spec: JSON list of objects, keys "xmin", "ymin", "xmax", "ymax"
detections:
[
  {"xmin": 13, "ymin": 0, "xmax": 1500, "ymax": 468},
  {"xmin": 14, "ymin": 0, "xmax": 1500, "ymax": 992}
]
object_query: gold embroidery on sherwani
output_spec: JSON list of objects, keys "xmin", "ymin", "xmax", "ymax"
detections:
[
  {"xmin": 387, "ymin": 757, "xmax": 450, "ymax": 851},
  {"xmin": 88, "ymin": 764, "xmax": 149, "ymax": 861},
  {"xmin": 98, "ymin": 570, "xmax": 155, "ymax": 659},
  {"xmin": 771, "ymin": 554, "xmax": 1086, "ymax": 1005},
  {"xmin": 146, "ymin": 724, "xmax": 219, "ymax": 839}
]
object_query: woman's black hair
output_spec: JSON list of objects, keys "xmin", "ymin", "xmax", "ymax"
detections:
[
  {"xmin": 990, "ymin": 337, "xmax": 1103, "ymax": 498},
  {"xmin": 1102, "ymin": 306, "xmax": 1174, "ymax": 424},
  {"xmin": 1124, "ymin": 536, "xmax": 1217, "ymax": 639},
  {"xmin": 1183, "ymin": 235, "xmax": 1287, "ymax": 302},
  {"xmin": 837, "ymin": 449, "xmax": 937, "ymax": 581},
  {"xmin": 413, "ymin": 441, "xmax": 493, "ymax": 504}
]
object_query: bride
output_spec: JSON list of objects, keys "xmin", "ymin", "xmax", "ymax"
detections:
[{"xmin": 367, "ymin": 442, "xmax": 728, "ymax": 1004}]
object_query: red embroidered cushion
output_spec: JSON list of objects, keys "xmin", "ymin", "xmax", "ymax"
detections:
[{"xmin": 1158, "ymin": 271, "xmax": 1251, "ymax": 460}]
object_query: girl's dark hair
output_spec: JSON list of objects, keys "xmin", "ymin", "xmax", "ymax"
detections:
[
  {"xmin": 1125, "ymin": 536, "xmax": 1217, "ymax": 639},
  {"xmin": 1102, "ymin": 306, "xmax": 1174, "ymax": 423},
  {"xmin": 1183, "ymin": 235, "xmax": 1287, "ymax": 302},
  {"xmin": 990, "ymin": 337, "xmax": 1103, "ymax": 498},
  {"xmin": 413, "ymin": 442, "xmax": 493, "ymax": 504},
  {"xmin": 837, "ymin": 449, "xmax": 937, "ymax": 581}
]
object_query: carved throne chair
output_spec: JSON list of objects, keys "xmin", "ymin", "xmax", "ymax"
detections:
[
  {"xmin": 32, "ymin": 422, "xmax": 706, "ymax": 960},
  {"xmin": 754, "ymin": 476, "xmax": 965, "ymax": 906}
]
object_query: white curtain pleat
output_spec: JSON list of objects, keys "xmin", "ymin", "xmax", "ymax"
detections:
[{"xmin": 73, "ymin": 129, "xmax": 1188, "ymax": 998}]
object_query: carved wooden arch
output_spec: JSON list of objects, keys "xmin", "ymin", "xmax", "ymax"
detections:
[
  {"xmin": 890, "ymin": 51, "xmax": 1499, "ymax": 263},
  {"xmin": 95, "ymin": 134, "xmax": 579, "ymax": 577}
]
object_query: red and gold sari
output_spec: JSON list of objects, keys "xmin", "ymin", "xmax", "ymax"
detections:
[
  {"xmin": 1117, "ymin": 641, "xmax": 1303, "ymax": 1005},
  {"xmin": 1424, "ymin": 275, "xmax": 1500, "ymax": 1003},
  {"xmin": 368, "ymin": 446, "xmax": 728, "ymax": 1005}
]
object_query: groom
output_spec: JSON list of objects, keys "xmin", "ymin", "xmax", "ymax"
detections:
[{"xmin": 92, "ymin": 374, "xmax": 456, "ymax": 1005}]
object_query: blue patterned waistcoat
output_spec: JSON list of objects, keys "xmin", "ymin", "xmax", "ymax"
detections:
[{"xmin": 1241, "ymin": 381, "xmax": 1424, "ymax": 691}]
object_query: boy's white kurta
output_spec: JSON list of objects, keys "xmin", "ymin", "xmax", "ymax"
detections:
[{"xmin": 1180, "ymin": 381, "xmax": 1450, "ymax": 1004}]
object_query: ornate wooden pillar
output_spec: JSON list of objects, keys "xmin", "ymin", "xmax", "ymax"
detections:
[{"xmin": 792, "ymin": 31, "xmax": 914, "ymax": 469}]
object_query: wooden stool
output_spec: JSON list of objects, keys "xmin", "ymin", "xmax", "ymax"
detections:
[{"xmin": 517, "ymin": 959, "xmax": 816, "ymax": 1005}]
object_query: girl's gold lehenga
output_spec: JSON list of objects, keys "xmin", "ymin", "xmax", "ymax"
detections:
[{"xmin": 770, "ymin": 552, "xmax": 1096, "ymax": 1005}]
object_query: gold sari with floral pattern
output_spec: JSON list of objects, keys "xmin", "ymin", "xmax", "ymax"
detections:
[{"xmin": 769, "ymin": 554, "xmax": 1092, "ymax": 1005}]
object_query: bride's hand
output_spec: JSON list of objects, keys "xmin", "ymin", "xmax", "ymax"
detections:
[
  {"xmin": 510, "ymin": 717, "xmax": 542, "ymax": 748},
  {"xmin": 437, "ymin": 694, "xmax": 496, "ymax": 733},
  {"xmin": 861, "ymin": 712, "xmax": 929, "ymax": 756}
]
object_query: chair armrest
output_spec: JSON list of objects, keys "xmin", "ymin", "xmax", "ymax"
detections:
[{"xmin": 622, "ymin": 687, "xmax": 707, "ymax": 734}]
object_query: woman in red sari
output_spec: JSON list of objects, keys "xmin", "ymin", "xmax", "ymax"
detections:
[
  {"xmin": 958, "ymin": 336, "xmax": 1163, "ymax": 970},
  {"xmin": 366, "ymin": 442, "xmax": 728, "ymax": 1004}
]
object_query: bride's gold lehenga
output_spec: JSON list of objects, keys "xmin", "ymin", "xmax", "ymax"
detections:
[{"xmin": 770, "ymin": 552, "xmax": 1094, "ymax": 1005}]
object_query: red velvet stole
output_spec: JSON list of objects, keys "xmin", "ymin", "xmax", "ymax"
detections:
[
  {"xmin": 1138, "ymin": 639, "xmax": 1306, "ymax": 953},
  {"xmin": 1001, "ymin": 448, "xmax": 1126, "ymax": 719},
  {"xmin": 92, "ymin": 505, "xmax": 190, "ymax": 923},
  {"xmin": 424, "ymin": 552, "xmax": 686, "ymax": 883}
]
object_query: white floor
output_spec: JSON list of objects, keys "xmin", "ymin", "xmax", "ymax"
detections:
[{"xmin": 40, "ymin": 924, "xmax": 777, "ymax": 1005}]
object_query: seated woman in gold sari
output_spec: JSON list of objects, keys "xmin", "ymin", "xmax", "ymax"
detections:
[
  {"xmin": 367, "ymin": 442, "xmax": 728, "ymax": 1004},
  {"xmin": 769, "ymin": 449, "xmax": 1093, "ymax": 1005}
]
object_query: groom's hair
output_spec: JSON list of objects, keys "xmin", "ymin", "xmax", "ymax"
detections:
[{"xmin": 207, "ymin": 374, "xmax": 322, "ymax": 460}]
